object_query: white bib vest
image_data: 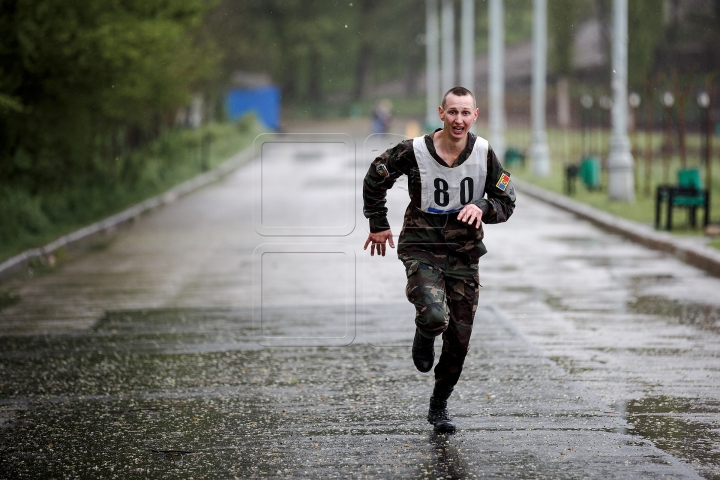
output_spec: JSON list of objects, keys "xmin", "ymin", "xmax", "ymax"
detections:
[{"xmin": 412, "ymin": 135, "xmax": 488, "ymax": 214}]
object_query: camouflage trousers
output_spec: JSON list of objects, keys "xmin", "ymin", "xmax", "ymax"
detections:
[{"xmin": 401, "ymin": 254, "xmax": 480, "ymax": 391}]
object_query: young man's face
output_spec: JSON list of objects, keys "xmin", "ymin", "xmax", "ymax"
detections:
[{"xmin": 438, "ymin": 93, "xmax": 479, "ymax": 140}]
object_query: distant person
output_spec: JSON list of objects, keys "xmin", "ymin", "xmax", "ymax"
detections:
[
  {"xmin": 362, "ymin": 86, "xmax": 515, "ymax": 433},
  {"xmin": 371, "ymin": 99, "xmax": 393, "ymax": 134}
]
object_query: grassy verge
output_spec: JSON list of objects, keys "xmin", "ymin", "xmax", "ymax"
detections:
[
  {"xmin": 507, "ymin": 127, "xmax": 720, "ymax": 247},
  {"xmin": 0, "ymin": 116, "xmax": 262, "ymax": 263}
]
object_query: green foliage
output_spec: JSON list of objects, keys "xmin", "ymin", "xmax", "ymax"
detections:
[
  {"xmin": 0, "ymin": 118, "xmax": 261, "ymax": 262},
  {"xmin": 204, "ymin": 0, "xmax": 433, "ymax": 102},
  {"xmin": 628, "ymin": 0, "xmax": 664, "ymax": 88},
  {"xmin": 0, "ymin": 0, "xmax": 229, "ymax": 259},
  {"xmin": 0, "ymin": 0, "xmax": 218, "ymax": 192},
  {"xmin": 548, "ymin": 0, "xmax": 585, "ymax": 76}
]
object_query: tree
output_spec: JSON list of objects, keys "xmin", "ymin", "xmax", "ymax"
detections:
[
  {"xmin": 627, "ymin": 0, "xmax": 664, "ymax": 90},
  {"xmin": 548, "ymin": 0, "xmax": 584, "ymax": 127},
  {"xmin": 0, "ymin": 0, "xmax": 216, "ymax": 192}
]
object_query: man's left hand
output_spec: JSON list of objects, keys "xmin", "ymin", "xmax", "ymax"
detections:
[{"xmin": 457, "ymin": 204, "xmax": 483, "ymax": 227}]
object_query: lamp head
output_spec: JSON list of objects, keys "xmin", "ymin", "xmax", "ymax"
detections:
[
  {"xmin": 697, "ymin": 91, "xmax": 710, "ymax": 109},
  {"xmin": 662, "ymin": 91, "xmax": 674, "ymax": 108}
]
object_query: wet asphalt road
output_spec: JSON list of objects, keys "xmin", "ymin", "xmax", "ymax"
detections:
[{"xmin": 1, "ymin": 128, "xmax": 719, "ymax": 478}]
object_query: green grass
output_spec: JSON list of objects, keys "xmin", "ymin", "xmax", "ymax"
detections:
[
  {"xmin": 0, "ymin": 117, "xmax": 263, "ymax": 264},
  {"xmin": 508, "ymin": 127, "xmax": 720, "ymax": 247}
]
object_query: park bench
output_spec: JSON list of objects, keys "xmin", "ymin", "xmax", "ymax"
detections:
[
  {"xmin": 565, "ymin": 156, "xmax": 601, "ymax": 195},
  {"xmin": 504, "ymin": 148, "xmax": 525, "ymax": 170},
  {"xmin": 655, "ymin": 168, "xmax": 710, "ymax": 230}
]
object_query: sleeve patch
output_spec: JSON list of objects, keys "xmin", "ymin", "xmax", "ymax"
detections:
[
  {"xmin": 495, "ymin": 172, "xmax": 510, "ymax": 191},
  {"xmin": 376, "ymin": 164, "xmax": 390, "ymax": 178}
]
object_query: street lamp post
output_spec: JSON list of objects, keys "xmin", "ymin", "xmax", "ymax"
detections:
[
  {"xmin": 629, "ymin": 93, "xmax": 641, "ymax": 138},
  {"xmin": 698, "ymin": 89, "xmax": 711, "ymax": 196},
  {"xmin": 643, "ymin": 83, "xmax": 655, "ymax": 197},
  {"xmin": 606, "ymin": 0, "xmax": 635, "ymax": 201},
  {"xmin": 599, "ymin": 95, "xmax": 613, "ymax": 158},
  {"xmin": 662, "ymin": 91, "xmax": 674, "ymax": 185},
  {"xmin": 529, "ymin": 0, "xmax": 550, "ymax": 177},
  {"xmin": 581, "ymin": 94, "xmax": 593, "ymax": 157},
  {"xmin": 488, "ymin": 0, "xmax": 505, "ymax": 160},
  {"xmin": 629, "ymin": 92, "xmax": 641, "ymax": 192}
]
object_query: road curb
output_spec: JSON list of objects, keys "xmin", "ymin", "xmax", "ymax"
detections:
[
  {"xmin": 0, "ymin": 144, "xmax": 257, "ymax": 282},
  {"xmin": 515, "ymin": 178, "xmax": 720, "ymax": 279}
]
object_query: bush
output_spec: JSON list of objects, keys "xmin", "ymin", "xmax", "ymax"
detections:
[{"xmin": 0, "ymin": 116, "xmax": 261, "ymax": 262}]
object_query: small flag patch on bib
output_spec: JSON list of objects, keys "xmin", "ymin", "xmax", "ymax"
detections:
[
  {"xmin": 496, "ymin": 172, "xmax": 510, "ymax": 191},
  {"xmin": 376, "ymin": 164, "xmax": 390, "ymax": 178}
]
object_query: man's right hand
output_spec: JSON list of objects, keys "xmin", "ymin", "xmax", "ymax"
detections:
[{"xmin": 363, "ymin": 230, "xmax": 395, "ymax": 257}]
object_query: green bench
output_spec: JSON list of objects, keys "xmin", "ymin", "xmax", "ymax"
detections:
[
  {"xmin": 565, "ymin": 156, "xmax": 601, "ymax": 195},
  {"xmin": 655, "ymin": 168, "xmax": 710, "ymax": 230},
  {"xmin": 504, "ymin": 148, "xmax": 525, "ymax": 169}
]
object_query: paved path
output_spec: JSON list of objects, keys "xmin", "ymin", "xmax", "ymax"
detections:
[{"xmin": 1, "ymin": 131, "xmax": 719, "ymax": 478}]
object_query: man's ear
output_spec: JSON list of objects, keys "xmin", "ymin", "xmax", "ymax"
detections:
[
  {"xmin": 473, "ymin": 108, "xmax": 479, "ymax": 121},
  {"xmin": 438, "ymin": 105, "xmax": 445, "ymax": 119}
]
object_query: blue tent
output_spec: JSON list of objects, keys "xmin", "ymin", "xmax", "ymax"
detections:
[{"xmin": 225, "ymin": 86, "xmax": 281, "ymax": 130}]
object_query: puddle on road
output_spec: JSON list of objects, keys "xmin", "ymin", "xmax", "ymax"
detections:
[
  {"xmin": 628, "ymin": 274, "xmax": 677, "ymax": 288},
  {"xmin": 0, "ymin": 290, "xmax": 20, "ymax": 312},
  {"xmin": 548, "ymin": 356, "xmax": 595, "ymax": 375},
  {"xmin": 622, "ymin": 395, "xmax": 720, "ymax": 479},
  {"xmin": 628, "ymin": 296, "xmax": 720, "ymax": 334},
  {"xmin": 0, "ymin": 396, "xmax": 289, "ymax": 478},
  {"xmin": 561, "ymin": 255, "xmax": 617, "ymax": 268},
  {"xmin": 0, "ymin": 307, "xmax": 440, "ymax": 478},
  {"xmin": 421, "ymin": 432, "xmax": 468, "ymax": 479},
  {"xmin": 544, "ymin": 235, "xmax": 603, "ymax": 249},
  {"xmin": 544, "ymin": 293, "xmax": 569, "ymax": 312},
  {"xmin": 3, "ymin": 305, "xmax": 716, "ymax": 478}
]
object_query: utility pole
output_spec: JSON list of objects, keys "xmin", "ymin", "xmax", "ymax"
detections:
[
  {"xmin": 607, "ymin": 0, "xmax": 635, "ymax": 201},
  {"xmin": 441, "ymin": 0, "xmax": 455, "ymax": 95},
  {"xmin": 425, "ymin": 0, "xmax": 441, "ymax": 130},
  {"xmin": 529, "ymin": 0, "xmax": 550, "ymax": 176},
  {"xmin": 488, "ymin": 0, "xmax": 505, "ymax": 159}
]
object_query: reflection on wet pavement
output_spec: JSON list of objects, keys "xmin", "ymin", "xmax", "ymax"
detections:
[
  {"xmin": 484, "ymin": 195, "xmax": 720, "ymax": 479},
  {"xmin": 628, "ymin": 296, "xmax": 720, "ymax": 334},
  {"xmin": 624, "ymin": 396, "xmax": 720, "ymax": 475},
  {"xmin": 0, "ymin": 305, "xmax": 699, "ymax": 478}
]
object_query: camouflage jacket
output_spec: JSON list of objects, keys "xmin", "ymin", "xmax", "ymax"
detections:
[{"xmin": 362, "ymin": 130, "xmax": 516, "ymax": 264}]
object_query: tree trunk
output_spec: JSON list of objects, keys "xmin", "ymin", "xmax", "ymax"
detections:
[
  {"xmin": 352, "ymin": 0, "xmax": 377, "ymax": 101},
  {"xmin": 307, "ymin": 48, "xmax": 323, "ymax": 103},
  {"xmin": 673, "ymin": 72, "xmax": 688, "ymax": 168},
  {"xmin": 707, "ymin": 75, "xmax": 715, "ymax": 194},
  {"xmin": 353, "ymin": 43, "xmax": 373, "ymax": 100},
  {"xmin": 644, "ymin": 78, "xmax": 654, "ymax": 196},
  {"xmin": 556, "ymin": 77, "xmax": 571, "ymax": 128}
]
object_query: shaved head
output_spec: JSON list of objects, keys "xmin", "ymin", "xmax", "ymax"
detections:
[{"xmin": 441, "ymin": 86, "xmax": 475, "ymax": 109}]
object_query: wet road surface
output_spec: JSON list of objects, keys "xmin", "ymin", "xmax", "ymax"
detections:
[{"xmin": 1, "ymin": 130, "xmax": 719, "ymax": 478}]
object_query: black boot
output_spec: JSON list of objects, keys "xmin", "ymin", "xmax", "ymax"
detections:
[
  {"xmin": 427, "ymin": 388, "xmax": 456, "ymax": 433},
  {"xmin": 412, "ymin": 329, "xmax": 435, "ymax": 373}
]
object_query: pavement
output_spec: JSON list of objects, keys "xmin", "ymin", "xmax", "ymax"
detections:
[
  {"xmin": 513, "ymin": 179, "xmax": 720, "ymax": 279},
  {"xmin": 1, "ymin": 127, "xmax": 720, "ymax": 478}
]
